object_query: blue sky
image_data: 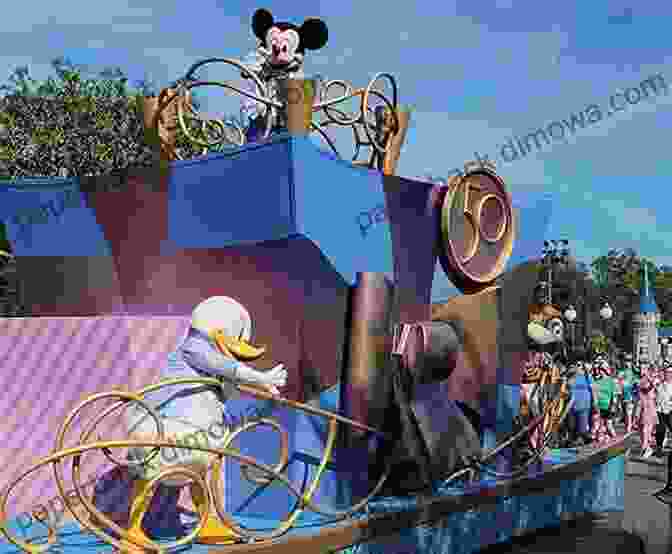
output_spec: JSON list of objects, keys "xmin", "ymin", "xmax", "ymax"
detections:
[{"xmin": 1, "ymin": 0, "xmax": 670, "ymax": 272}]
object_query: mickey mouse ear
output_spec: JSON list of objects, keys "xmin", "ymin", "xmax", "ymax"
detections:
[
  {"xmin": 252, "ymin": 8, "xmax": 274, "ymax": 40},
  {"xmin": 300, "ymin": 18, "xmax": 328, "ymax": 50}
]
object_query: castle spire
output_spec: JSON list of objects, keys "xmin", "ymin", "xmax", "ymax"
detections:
[{"xmin": 639, "ymin": 261, "xmax": 659, "ymax": 314}]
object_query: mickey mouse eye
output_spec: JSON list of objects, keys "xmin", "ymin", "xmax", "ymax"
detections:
[{"xmin": 285, "ymin": 30, "xmax": 300, "ymax": 52}]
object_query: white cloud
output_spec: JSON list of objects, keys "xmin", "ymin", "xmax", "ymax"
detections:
[{"xmin": 0, "ymin": 2, "xmax": 155, "ymax": 32}]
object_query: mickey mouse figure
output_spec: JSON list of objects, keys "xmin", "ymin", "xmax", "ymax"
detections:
[
  {"xmin": 252, "ymin": 8, "xmax": 328, "ymax": 79},
  {"xmin": 243, "ymin": 8, "xmax": 329, "ymax": 142}
]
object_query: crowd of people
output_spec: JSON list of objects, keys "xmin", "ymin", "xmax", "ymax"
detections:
[{"xmin": 566, "ymin": 352, "xmax": 672, "ymax": 458}]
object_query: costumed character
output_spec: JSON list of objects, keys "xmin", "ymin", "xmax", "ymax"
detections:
[
  {"xmin": 590, "ymin": 355, "xmax": 617, "ymax": 443},
  {"xmin": 521, "ymin": 297, "xmax": 567, "ymax": 451},
  {"xmin": 638, "ymin": 364, "xmax": 658, "ymax": 458},
  {"xmin": 122, "ymin": 296, "xmax": 288, "ymax": 551},
  {"xmin": 242, "ymin": 8, "xmax": 328, "ymax": 142}
]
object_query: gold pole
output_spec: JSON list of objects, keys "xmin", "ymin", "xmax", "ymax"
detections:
[
  {"xmin": 382, "ymin": 107, "xmax": 411, "ymax": 176},
  {"xmin": 279, "ymin": 78, "xmax": 317, "ymax": 135},
  {"xmin": 141, "ymin": 88, "xmax": 188, "ymax": 163}
]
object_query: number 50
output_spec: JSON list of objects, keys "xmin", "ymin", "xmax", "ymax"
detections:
[
  {"xmin": 458, "ymin": 179, "xmax": 508, "ymax": 264},
  {"xmin": 439, "ymin": 169, "xmax": 514, "ymax": 292}
]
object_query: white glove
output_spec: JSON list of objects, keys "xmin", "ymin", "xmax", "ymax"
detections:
[
  {"xmin": 236, "ymin": 363, "xmax": 287, "ymax": 396},
  {"xmin": 261, "ymin": 364, "xmax": 288, "ymax": 396}
]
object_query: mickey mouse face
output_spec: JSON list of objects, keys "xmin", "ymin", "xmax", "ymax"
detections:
[
  {"xmin": 252, "ymin": 8, "xmax": 328, "ymax": 68},
  {"xmin": 267, "ymin": 27, "xmax": 300, "ymax": 66}
]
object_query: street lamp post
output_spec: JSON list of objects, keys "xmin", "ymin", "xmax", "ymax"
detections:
[
  {"xmin": 541, "ymin": 240, "xmax": 570, "ymax": 305},
  {"xmin": 599, "ymin": 301, "xmax": 613, "ymax": 324},
  {"xmin": 599, "ymin": 301, "xmax": 614, "ymax": 358},
  {"xmin": 564, "ymin": 305, "xmax": 577, "ymax": 354},
  {"xmin": 661, "ymin": 337, "xmax": 669, "ymax": 362}
]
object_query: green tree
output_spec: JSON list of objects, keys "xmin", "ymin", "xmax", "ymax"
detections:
[
  {"xmin": 585, "ymin": 249, "xmax": 672, "ymax": 353},
  {"xmin": 591, "ymin": 255, "xmax": 611, "ymax": 289},
  {"xmin": 622, "ymin": 258, "xmax": 660, "ymax": 293},
  {"xmin": 0, "ymin": 57, "xmax": 217, "ymax": 181},
  {"xmin": 589, "ymin": 332, "xmax": 613, "ymax": 356}
]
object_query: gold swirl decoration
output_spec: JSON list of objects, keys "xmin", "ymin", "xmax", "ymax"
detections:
[
  {"xmin": 0, "ymin": 378, "xmax": 575, "ymax": 552},
  {"xmin": 145, "ymin": 57, "xmax": 405, "ymax": 173},
  {"xmin": 0, "ymin": 378, "xmax": 391, "ymax": 553}
]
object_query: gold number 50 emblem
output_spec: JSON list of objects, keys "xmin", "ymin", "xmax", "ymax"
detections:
[{"xmin": 438, "ymin": 168, "xmax": 515, "ymax": 293}]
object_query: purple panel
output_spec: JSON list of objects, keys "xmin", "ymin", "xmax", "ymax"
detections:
[
  {"xmin": 87, "ymin": 168, "xmax": 349, "ymax": 403},
  {"xmin": 383, "ymin": 175, "xmax": 438, "ymax": 325},
  {"xmin": 0, "ymin": 316, "xmax": 189, "ymax": 518},
  {"xmin": 15, "ymin": 255, "xmax": 126, "ymax": 316}
]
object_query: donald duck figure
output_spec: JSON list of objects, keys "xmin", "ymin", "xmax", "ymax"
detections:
[{"xmin": 122, "ymin": 296, "xmax": 287, "ymax": 552}]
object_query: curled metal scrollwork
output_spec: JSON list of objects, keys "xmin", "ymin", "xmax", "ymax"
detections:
[
  {"xmin": 0, "ymin": 375, "xmax": 576, "ymax": 551},
  {"xmin": 0, "ymin": 378, "xmax": 391, "ymax": 552},
  {"xmin": 156, "ymin": 57, "xmax": 401, "ymax": 169}
]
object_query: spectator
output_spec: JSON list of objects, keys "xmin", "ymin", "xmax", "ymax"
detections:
[
  {"xmin": 631, "ymin": 358, "xmax": 642, "ymax": 430},
  {"xmin": 568, "ymin": 360, "xmax": 593, "ymax": 446},
  {"xmin": 638, "ymin": 366, "xmax": 658, "ymax": 459},
  {"xmin": 591, "ymin": 359, "xmax": 617, "ymax": 443},
  {"xmin": 655, "ymin": 367, "xmax": 672, "ymax": 456},
  {"xmin": 618, "ymin": 354, "xmax": 639, "ymax": 433}
]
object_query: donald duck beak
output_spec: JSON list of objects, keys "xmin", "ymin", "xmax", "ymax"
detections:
[{"xmin": 212, "ymin": 329, "xmax": 266, "ymax": 361}]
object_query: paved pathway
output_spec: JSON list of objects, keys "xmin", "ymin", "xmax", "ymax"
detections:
[
  {"xmin": 479, "ymin": 423, "xmax": 672, "ymax": 553},
  {"xmin": 622, "ymin": 434, "xmax": 672, "ymax": 554}
]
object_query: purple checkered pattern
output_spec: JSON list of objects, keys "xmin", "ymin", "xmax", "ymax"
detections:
[{"xmin": 0, "ymin": 316, "xmax": 190, "ymax": 517}]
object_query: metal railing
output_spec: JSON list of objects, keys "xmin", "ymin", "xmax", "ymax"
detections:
[
  {"xmin": 144, "ymin": 57, "xmax": 409, "ymax": 174},
  {"xmin": 0, "ymin": 371, "xmax": 574, "ymax": 552}
]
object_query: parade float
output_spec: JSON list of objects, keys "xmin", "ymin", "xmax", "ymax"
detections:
[{"xmin": 0, "ymin": 8, "xmax": 632, "ymax": 554}]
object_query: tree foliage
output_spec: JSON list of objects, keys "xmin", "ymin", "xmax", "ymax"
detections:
[
  {"xmin": 585, "ymin": 248, "xmax": 672, "ymax": 352},
  {"xmin": 545, "ymin": 249, "xmax": 672, "ymax": 354},
  {"xmin": 0, "ymin": 58, "xmax": 152, "ymax": 179},
  {"xmin": 0, "ymin": 57, "xmax": 218, "ymax": 255},
  {"xmin": 589, "ymin": 332, "xmax": 614, "ymax": 356},
  {"xmin": 0, "ymin": 57, "xmax": 206, "ymax": 181},
  {"xmin": 591, "ymin": 254, "xmax": 611, "ymax": 289}
]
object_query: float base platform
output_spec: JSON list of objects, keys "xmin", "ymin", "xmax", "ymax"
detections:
[{"xmin": 0, "ymin": 434, "xmax": 632, "ymax": 554}]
